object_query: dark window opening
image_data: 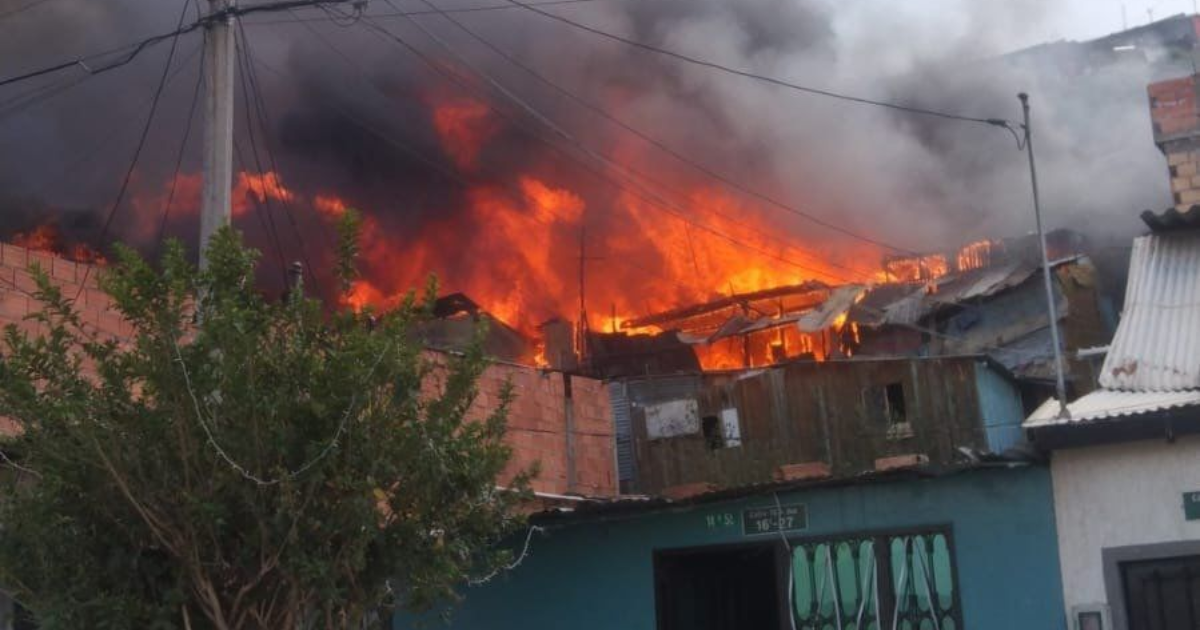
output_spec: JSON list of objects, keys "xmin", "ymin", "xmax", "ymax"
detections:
[
  {"xmin": 885, "ymin": 382, "xmax": 907, "ymax": 425},
  {"xmin": 701, "ymin": 415, "xmax": 722, "ymax": 450},
  {"xmin": 655, "ymin": 545, "xmax": 782, "ymax": 630},
  {"xmin": 1121, "ymin": 554, "xmax": 1200, "ymax": 630},
  {"xmin": 864, "ymin": 382, "xmax": 911, "ymax": 439}
]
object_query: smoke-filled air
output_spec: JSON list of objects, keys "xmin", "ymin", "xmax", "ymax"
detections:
[{"xmin": 0, "ymin": 0, "xmax": 1179, "ymax": 346}]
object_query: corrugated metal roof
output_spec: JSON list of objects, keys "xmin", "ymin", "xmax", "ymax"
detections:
[
  {"xmin": 794, "ymin": 285, "xmax": 865, "ymax": 332},
  {"xmin": 1100, "ymin": 232, "xmax": 1200, "ymax": 391},
  {"xmin": 1025, "ymin": 389, "xmax": 1200, "ymax": 427}
]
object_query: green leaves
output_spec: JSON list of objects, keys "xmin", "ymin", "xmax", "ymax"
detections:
[{"xmin": 0, "ymin": 226, "xmax": 530, "ymax": 629}]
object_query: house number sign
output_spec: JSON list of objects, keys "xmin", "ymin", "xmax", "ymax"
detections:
[{"xmin": 742, "ymin": 504, "xmax": 808, "ymax": 536}]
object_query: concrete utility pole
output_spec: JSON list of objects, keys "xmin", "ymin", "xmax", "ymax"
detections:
[
  {"xmin": 199, "ymin": 0, "xmax": 237, "ymax": 268},
  {"xmin": 1019, "ymin": 93, "xmax": 1071, "ymax": 420}
]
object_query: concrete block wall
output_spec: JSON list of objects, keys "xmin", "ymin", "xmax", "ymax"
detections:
[
  {"xmin": 468, "ymin": 361, "xmax": 616, "ymax": 498},
  {"xmin": 0, "ymin": 243, "xmax": 133, "ymax": 436},
  {"xmin": 0, "ymin": 242, "xmax": 618, "ymax": 498},
  {"xmin": 0, "ymin": 242, "xmax": 132, "ymax": 341},
  {"xmin": 1165, "ymin": 148, "xmax": 1200, "ymax": 208}
]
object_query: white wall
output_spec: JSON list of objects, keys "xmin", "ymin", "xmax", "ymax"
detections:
[{"xmin": 1052, "ymin": 434, "xmax": 1200, "ymax": 616}]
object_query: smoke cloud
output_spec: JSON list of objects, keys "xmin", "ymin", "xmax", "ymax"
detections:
[{"xmin": 0, "ymin": 0, "xmax": 1181, "ymax": 314}]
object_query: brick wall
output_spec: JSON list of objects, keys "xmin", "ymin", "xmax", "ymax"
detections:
[
  {"xmin": 0, "ymin": 242, "xmax": 132, "ymax": 341},
  {"xmin": 1148, "ymin": 75, "xmax": 1200, "ymax": 210},
  {"xmin": 464, "ymin": 361, "xmax": 616, "ymax": 498},
  {"xmin": 1149, "ymin": 75, "xmax": 1198, "ymax": 140},
  {"xmin": 0, "ymin": 242, "xmax": 617, "ymax": 497}
]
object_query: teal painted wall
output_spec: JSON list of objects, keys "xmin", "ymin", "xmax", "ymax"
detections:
[
  {"xmin": 974, "ymin": 362, "xmax": 1027, "ymax": 454},
  {"xmin": 396, "ymin": 466, "xmax": 1064, "ymax": 630}
]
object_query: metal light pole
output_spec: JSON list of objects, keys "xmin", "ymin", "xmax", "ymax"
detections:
[{"xmin": 1019, "ymin": 93, "xmax": 1071, "ymax": 419}]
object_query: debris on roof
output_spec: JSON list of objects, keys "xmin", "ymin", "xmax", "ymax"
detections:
[{"xmin": 1142, "ymin": 205, "xmax": 1200, "ymax": 232}]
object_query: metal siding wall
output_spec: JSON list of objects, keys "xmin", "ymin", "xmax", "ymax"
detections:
[
  {"xmin": 607, "ymin": 382, "xmax": 635, "ymax": 483},
  {"xmin": 611, "ymin": 376, "xmax": 702, "ymax": 486},
  {"xmin": 974, "ymin": 362, "xmax": 1026, "ymax": 454}
]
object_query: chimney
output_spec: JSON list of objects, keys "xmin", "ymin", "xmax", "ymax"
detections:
[{"xmin": 1148, "ymin": 74, "xmax": 1200, "ymax": 209}]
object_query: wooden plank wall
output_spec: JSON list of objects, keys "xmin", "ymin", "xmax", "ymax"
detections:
[{"xmin": 628, "ymin": 358, "xmax": 990, "ymax": 495}]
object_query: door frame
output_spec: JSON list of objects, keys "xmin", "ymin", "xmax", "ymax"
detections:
[
  {"xmin": 1103, "ymin": 540, "xmax": 1200, "ymax": 630},
  {"xmin": 653, "ymin": 540, "xmax": 791, "ymax": 630}
]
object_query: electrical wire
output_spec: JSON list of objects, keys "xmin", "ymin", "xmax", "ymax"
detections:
[
  {"xmin": 246, "ymin": 0, "xmax": 610, "ymax": 25},
  {"xmin": 0, "ymin": 0, "xmax": 55, "ymax": 22},
  {"xmin": 0, "ymin": 21, "xmax": 205, "ymax": 90},
  {"xmin": 414, "ymin": 4, "xmax": 923, "ymax": 256},
  {"xmin": 235, "ymin": 19, "xmax": 330, "ymax": 294},
  {"xmin": 246, "ymin": 37, "xmax": 709, "ymax": 299},
  {"xmin": 500, "ymin": 0, "xmax": 1016, "ymax": 128},
  {"xmin": 75, "ymin": 0, "xmax": 193, "ymax": 301},
  {"xmin": 402, "ymin": 0, "xmax": 881, "ymax": 279},
  {"xmin": 0, "ymin": 0, "xmax": 353, "ymax": 90},
  {"xmin": 8, "ymin": 41, "xmax": 202, "ymax": 199},
  {"xmin": 231, "ymin": 21, "xmax": 297, "ymax": 283},
  {"xmin": 360, "ymin": 9, "xmax": 870, "ymax": 284},
  {"xmin": 232, "ymin": 137, "xmax": 291, "ymax": 281},
  {"xmin": 156, "ymin": 40, "xmax": 207, "ymax": 253}
]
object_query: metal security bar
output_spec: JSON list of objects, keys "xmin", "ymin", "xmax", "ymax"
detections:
[{"xmin": 790, "ymin": 530, "xmax": 962, "ymax": 630}]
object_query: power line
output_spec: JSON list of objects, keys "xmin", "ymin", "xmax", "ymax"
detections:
[
  {"xmin": 0, "ymin": 0, "xmax": 353, "ymax": 90},
  {"xmin": 366, "ymin": 5, "xmax": 871, "ymax": 283},
  {"xmin": 0, "ymin": 0, "xmax": 55, "ymax": 22},
  {"xmin": 231, "ymin": 47, "xmax": 290, "ymax": 283},
  {"xmin": 419, "ymin": 6, "xmax": 921, "ymax": 256},
  {"xmin": 0, "ymin": 21, "xmax": 205, "ymax": 90},
  {"xmin": 75, "ymin": 0, "xmax": 193, "ymax": 301},
  {"xmin": 499, "ymin": 0, "xmax": 1016, "ymax": 128},
  {"xmin": 245, "ymin": 24, "xmax": 1043, "ymax": 360},
  {"xmin": 245, "ymin": 36, "xmax": 710, "ymax": 300},
  {"xmin": 156, "ymin": 40, "xmax": 207, "ymax": 253},
  {"xmin": 245, "ymin": 0, "xmax": 610, "ymax": 25},
  {"xmin": 235, "ymin": 19, "xmax": 327, "ymax": 295},
  {"xmin": 11, "ymin": 41, "xmax": 202, "ymax": 199}
]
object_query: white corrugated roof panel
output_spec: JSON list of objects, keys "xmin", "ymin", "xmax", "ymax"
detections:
[
  {"xmin": 1100, "ymin": 232, "xmax": 1200, "ymax": 391},
  {"xmin": 1024, "ymin": 389, "xmax": 1200, "ymax": 427}
]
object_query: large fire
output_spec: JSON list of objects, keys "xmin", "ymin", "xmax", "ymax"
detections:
[{"xmin": 11, "ymin": 93, "xmax": 985, "ymax": 371}]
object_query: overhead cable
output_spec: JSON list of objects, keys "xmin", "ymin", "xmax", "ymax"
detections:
[
  {"xmin": 247, "ymin": 0, "xmax": 609, "ymax": 25},
  {"xmin": 0, "ymin": 0, "xmax": 55, "ymax": 22},
  {"xmin": 236, "ymin": 19, "xmax": 327, "ymax": 294},
  {"xmin": 0, "ymin": 0, "xmax": 353, "ymax": 90},
  {"xmin": 499, "ymin": 0, "xmax": 1015, "ymax": 128},
  {"xmin": 75, "ymin": 0, "xmax": 193, "ymax": 300},
  {"xmin": 368, "ymin": 3, "xmax": 870, "ymax": 283},
  {"xmin": 155, "ymin": 39, "xmax": 207, "ymax": 252},
  {"xmin": 414, "ymin": 0, "xmax": 918, "ymax": 256}
]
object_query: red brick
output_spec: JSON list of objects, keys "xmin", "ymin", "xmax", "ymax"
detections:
[
  {"xmin": 774, "ymin": 462, "xmax": 832, "ymax": 482},
  {"xmin": 50, "ymin": 257, "xmax": 77, "ymax": 284},
  {"xmin": 662, "ymin": 482, "xmax": 718, "ymax": 500},
  {"xmin": 874, "ymin": 453, "xmax": 929, "ymax": 472},
  {"xmin": 0, "ymin": 244, "xmax": 26, "ymax": 269},
  {"xmin": 0, "ymin": 293, "xmax": 28, "ymax": 321}
]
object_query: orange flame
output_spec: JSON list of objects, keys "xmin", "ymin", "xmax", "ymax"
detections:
[{"xmin": 431, "ymin": 97, "xmax": 498, "ymax": 170}]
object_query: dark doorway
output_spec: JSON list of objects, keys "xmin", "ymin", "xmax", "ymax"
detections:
[
  {"xmin": 1122, "ymin": 554, "xmax": 1200, "ymax": 630},
  {"xmin": 655, "ymin": 544, "xmax": 783, "ymax": 630}
]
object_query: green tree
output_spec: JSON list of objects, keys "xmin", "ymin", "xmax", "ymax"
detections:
[{"xmin": 0, "ymin": 221, "xmax": 531, "ymax": 629}]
